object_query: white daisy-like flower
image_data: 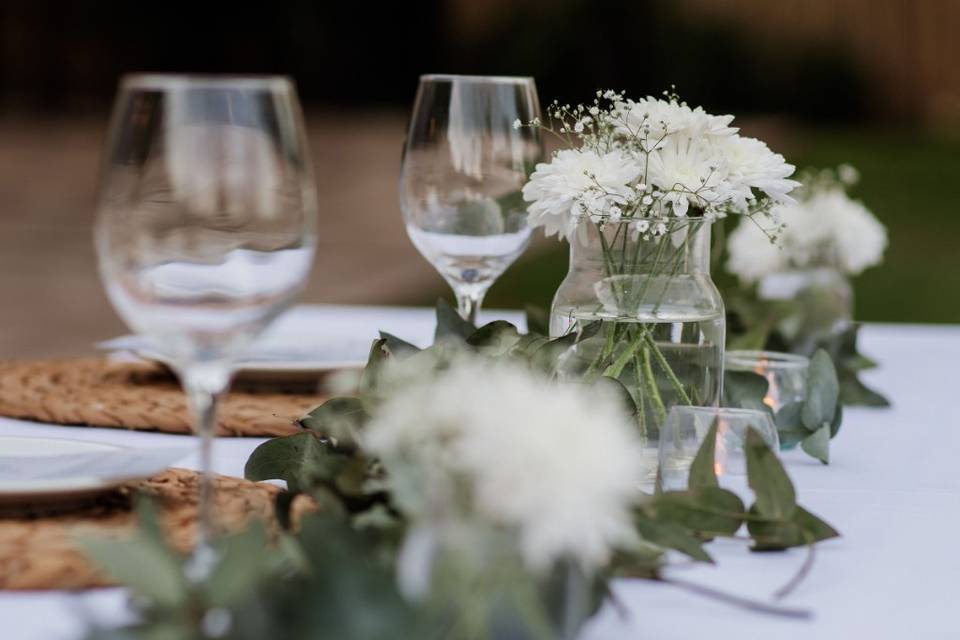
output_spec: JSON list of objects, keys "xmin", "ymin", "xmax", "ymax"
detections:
[
  {"xmin": 726, "ymin": 183, "xmax": 887, "ymax": 282},
  {"xmin": 726, "ymin": 215, "xmax": 787, "ymax": 283},
  {"xmin": 364, "ymin": 355, "xmax": 646, "ymax": 574},
  {"xmin": 646, "ymin": 138, "xmax": 722, "ymax": 216},
  {"xmin": 522, "ymin": 148, "xmax": 643, "ymax": 239},
  {"xmin": 814, "ymin": 189, "xmax": 888, "ymax": 274},
  {"xmin": 717, "ymin": 136, "xmax": 800, "ymax": 210},
  {"xmin": 520, "ymin": 90, "xmax": 799, "ymax": 232},
  {"xmin": 615, "ymin": 97, "xmax": 737, "ymax": 144}
]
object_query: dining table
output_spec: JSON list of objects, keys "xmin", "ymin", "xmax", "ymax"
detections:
[{"xmin": 1, "ymin": 315, "xmax": 958, "ymax": 640}]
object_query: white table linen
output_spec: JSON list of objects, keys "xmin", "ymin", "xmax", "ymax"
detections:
[{"xmin": 0, "ymin": 321, "xmax": 957, "ymax": 639}]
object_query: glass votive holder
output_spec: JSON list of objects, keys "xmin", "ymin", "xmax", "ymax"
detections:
[
  {"xmin": 659, "ymin": 406, "xmax": 780, "ymax": 492},
  {"xmin": 725, "ymin": 350, "xmax": 810, "ymax": 413}
]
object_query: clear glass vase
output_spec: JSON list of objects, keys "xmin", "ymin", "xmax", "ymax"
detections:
[
  {"xmin": 757, "ymin": 267, "xmax": 853, "ymax": 356},
  {"xmin": 550, "ymin": 217, "xmax": 725, "ymax": 475}
]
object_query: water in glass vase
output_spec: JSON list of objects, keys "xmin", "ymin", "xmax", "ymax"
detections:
[
  {"xmin": 549, "ymin": 217, "xmax": 727, "ymax": 481},
  {"xmin": 551, "ymin": 308, "xmax": 724, "ymax": 478}
]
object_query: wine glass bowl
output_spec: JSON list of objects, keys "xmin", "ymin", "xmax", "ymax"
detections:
[
  {"xmin": 94, "ymin": 74, "xmax": 317, "ymax": 563},
  {"xmin": 96, "ymin": 75, "xmax": 316, "ymax": 362},
  {"xmin": 400, "ymin": 74, "xmax": 543, "ymax": 323}
]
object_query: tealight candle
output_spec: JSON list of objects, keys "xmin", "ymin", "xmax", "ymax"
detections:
[
  {"xmin": 725, "ymin": 350, "xmax": 810, "ymax": 413},
  {"xmin": 659, "ymin": 406, "xmax": 780, "ymax": 493}
]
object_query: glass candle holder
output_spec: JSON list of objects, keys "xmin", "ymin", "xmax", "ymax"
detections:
[
  {"xmin": 725, "ymin": 350, "xmax": 810, "ymax": 413},
  {"xmin": 659, "ymin": 406, "xmax": 780, "ymax": 492}
]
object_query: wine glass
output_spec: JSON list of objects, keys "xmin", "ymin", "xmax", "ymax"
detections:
[
  {"xmin": 94, "ymin": 74, "xmax": 317, "ymax": 572},
  {"xmin": 400, "ymin": 74, "xmax": 543, "ymax": 324}
]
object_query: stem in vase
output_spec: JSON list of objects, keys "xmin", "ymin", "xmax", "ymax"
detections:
[{"xmin": 639, "ymin": 347, "xmax": 666, "ymax": 426}]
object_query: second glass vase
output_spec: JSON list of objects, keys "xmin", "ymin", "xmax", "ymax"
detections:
[{"xmin": 550, "ymin": 216, "xmax": 726, "ymax": 474}]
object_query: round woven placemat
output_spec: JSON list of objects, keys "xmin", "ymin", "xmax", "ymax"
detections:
[
  {"xmin": 0, "ymin": 358, "xmax": 324, "ymax": 437},
  {"xmin": 0, "ymin": 468, "xmax": 310, "ymax": 590}
]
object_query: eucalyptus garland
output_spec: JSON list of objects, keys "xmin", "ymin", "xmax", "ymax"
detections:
[{"xmin": 82, "ymin": 301, "xmax": 840, "ymax": 640}]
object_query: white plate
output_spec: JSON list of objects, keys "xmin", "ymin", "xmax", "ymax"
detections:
[
  {"xmin": 0, "ymin": 436, "xmax": 129, "ymax": 506},
  {"xmin": 100, "ymin": 304, "xmax": 529, "ymax": 379}
]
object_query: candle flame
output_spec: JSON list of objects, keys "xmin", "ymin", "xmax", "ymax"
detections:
[
  {"xmin": 714, "ymin": 420, "xmax": 728, "ymax": 477},
  {"xmin": 753, "ymin": 361, "xmax": 779, "ymax": 411}
]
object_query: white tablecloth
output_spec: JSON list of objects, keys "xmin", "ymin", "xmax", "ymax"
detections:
[{"xmin": 2, "ymin": 322, "xmax": 958, "ymax": 640}]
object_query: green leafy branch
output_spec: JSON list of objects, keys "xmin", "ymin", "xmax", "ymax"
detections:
[
  {"xmin": 80, "ymin": 300, "xmax": 841, "ymax": 639},
  {"xmin": 723, "ymin": 349, "xmax": 844, "ymax": 464}
]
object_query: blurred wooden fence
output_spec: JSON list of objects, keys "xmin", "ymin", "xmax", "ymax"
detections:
[{"xmin": 676, "ymin": 0, "xmax": 960, "ymax": 123}]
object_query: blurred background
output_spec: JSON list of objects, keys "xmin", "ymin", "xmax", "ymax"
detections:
[{"xmin": 2, "ymin": 0, "xmax": 958, "ymax": 358}]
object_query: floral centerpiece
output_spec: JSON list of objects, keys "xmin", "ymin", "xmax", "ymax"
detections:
[
  {"xmin": 517, "ymin": 89, "xmax": 799, "ymax": 462},
  {"xmin": 726, "ymin": 165, "xmax": 887, "ymax": 287},
  {"xmin": 724, "ymin": 165, "xmax": 889, "ymax": 406}
]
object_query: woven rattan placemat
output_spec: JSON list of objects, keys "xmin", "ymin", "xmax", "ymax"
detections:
[
  {"xmin": 0, "ymin": 358, "xmax": 324, "ymax": 437},
  {"xmin": 0, "ymin": 468, "xmax": 306, "ymax": 590}
]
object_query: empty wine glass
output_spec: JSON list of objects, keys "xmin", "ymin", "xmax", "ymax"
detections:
[
  {"xmin": 94, "ymin": 74, "xmax": 317, "ymax": 572},
  {"xmin": 400, "ymin": 74, "xmax": 543, "ymax": 323}
]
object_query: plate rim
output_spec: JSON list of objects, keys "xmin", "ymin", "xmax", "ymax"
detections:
[{"xmin": 0, "ymin": 435, "xmax": 131, "ymax": 498}]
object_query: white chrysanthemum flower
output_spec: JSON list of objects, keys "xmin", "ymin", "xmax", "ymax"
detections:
[
  {"xmin": 726, "ymin": 216, "xmax": 787, "ymax": 282},
  {"xmin": 522, "ymin": 148, "xmax": 642, "ymax": 239},
  {"xmin": 813, "ymin": 189, "xmax": 888, "ymax": 274},
  {"xmin": 726, "ymin": 183, "xmax": 887, "ymax": 282},
  {"xmin": 717, "ymin": 136, "xmax": 800, "ymax": 210},
  {"xmin": 364, "ymin": 356, "xmax": 646, "ymax": 574},
  {"xmin": 616, "ymin": 97, "xmax": 737, "ymax": 143},
  {"xmin": 646, "ymin": 138, "xmax": 723, "ymax": 216},
  {"xmin": 520, "ymin": 90, "xmax": 798, "ymax": 232}
]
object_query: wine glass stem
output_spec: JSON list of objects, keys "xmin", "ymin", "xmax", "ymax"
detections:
[
  {"xmin": 456, "ymin": 289, "xmax": 486, "ymax": 325},
  {"xmin": 180, "ymin": 361, "xmax": 231, "ymax": 579}
]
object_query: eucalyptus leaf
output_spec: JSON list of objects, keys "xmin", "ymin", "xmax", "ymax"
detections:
[
  {"xmin": 774, "ymin": 401, "xmax": 805, "ymax": 432},
  {"xmin": 133, "ymin": 497, "xmax": 167, "ymax": 546},
  {"xmin": 378, "ymin": 331, "xmax": 421, "ymax": 357},
  {"xmin": 435, "ymin": 298, "xmax": 477, "ymax": 342},
  {"xmin": 334, "ymin": 456, "xmax": 373, "ymax": 497},
  {"xmin": 634, "ymin": 514, "xmax": 714, "ymax": 563},
  {"xmin": 299, "ymin": 397, "xmax": 368, "ymax": 447},
  {"xmin": 801, "ymin": 425, "xmax": 831, "ymax": 465},
  {"xmin": 774, "ymin": 401, "xmax": 809, "ymax": 450},
  {"xmin": 830, "ymin": 403, "xmax": 843, "ymax": 438},
  {"xmin": 359, "ymin": 338, "xmax": 388, "ymax": 396},
  {"xmin": 608, "ymin": 546, "xmax": 665, "ymax": 580},
  {"xmin": 792, "ymin": 505, "xmax": 841, "ymax": 543},
  {"xmin": 745, "ymin": 428, "xmax": 796, "ymax": 520},
  {"xmin": 245, "ymin": 432, "xmax": 347, "ymax": 493},
  {"xmin": 835, "ymin": 324, "xmax": 878, "ymax": 371},
  {"xmin": 747, "ymin": 505, "xmax": 840, "ymax": 551},
  {"xmin": 352, "ymin": 504, "xmax": 401, "ymax": 531},
  {"xmin": 467, "ymin": 321, "xmax": 522, "ymax": 354},
  {"xmin": 77, "ymin": 535, "xmax": 185, "ymax": 609},
  {"xmin": 687, "ymin": 418, "xmax": 719, "ymax": 489},
  {"xmin": 276, "ymin": 513, "xmax": 429, "ymax": 639},
  {"xmin": 207, "ymin": 522, "xmax": 270, "ymax": 607},
  {"xmin": 722, "ymin": 371, "xmax": 772, "ymax": 414},
  {"xmin": 650, "ymin": 487, "xmax": 746, "ymax": 537},
  {"xmin": 777, "ymin": 426, "xmax": 809, "ymax": 451},
  {"xmin": 801, "ymin": 350, "xmax": 839, "ymax": 431},
  {"xmin": 524, "ymin": 305, "xmax": 549, "ymax": 336},
  {"xmin": 839, "ymin": 374, "xmax": 891, "ymax": 407}
]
